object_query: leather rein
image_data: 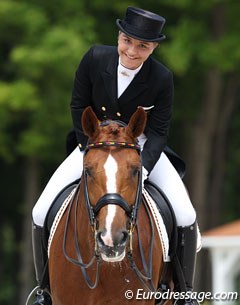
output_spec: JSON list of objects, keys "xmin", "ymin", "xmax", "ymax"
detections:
[{"xmin": 63, "ymin": 138, "xmax": 156, "ymax": 292}]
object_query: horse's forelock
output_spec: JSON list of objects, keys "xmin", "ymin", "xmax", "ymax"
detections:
[
  {"xmin": 108, "ymin": 124, "xmax": 121, "ymax": 136},
  {"xmin": 100, "ymin": 123, "xmax": 123, "ymax": 138}
]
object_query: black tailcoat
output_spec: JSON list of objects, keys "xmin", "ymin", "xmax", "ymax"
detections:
[{"xmin": 71, "ymin": 45, "xmax": 174, "ymax": 174}]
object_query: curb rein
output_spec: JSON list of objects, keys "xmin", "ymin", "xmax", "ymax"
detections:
[{"xmin": 63, "ymin": 140, "xmax": 156, "ymax": 292}]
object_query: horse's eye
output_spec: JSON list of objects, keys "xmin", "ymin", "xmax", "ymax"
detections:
[
  {"xmin": 132, "ymin": 167, "xmax": 140, "ymax": 177},
  {"xmin": 85, "ymin": 167, "xmax": 93, "ymax": 177}
]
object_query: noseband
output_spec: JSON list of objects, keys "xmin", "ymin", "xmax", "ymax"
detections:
[
  {"xmin": 83, "ymin": 140, "xmax": 142, "ymax": 229},
  {"xmin": 63, "ymin": 138, "xmax": 156, "ymax": 292}
]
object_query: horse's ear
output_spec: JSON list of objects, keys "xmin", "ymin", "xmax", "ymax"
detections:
[
  {"xmin": 126, "ymin": 107, "xmax": 147, "ymax": 138},
  {"xmin": 82, "ymin": 106, "xmax": 100, "ymax": 139}
]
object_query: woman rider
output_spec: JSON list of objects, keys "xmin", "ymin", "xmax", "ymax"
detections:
[{"xmin": 31, "ymin": 7, "xmax": 199, "ymax": 305}]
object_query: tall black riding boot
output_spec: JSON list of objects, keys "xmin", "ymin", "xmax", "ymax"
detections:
[
  {"xmin": 174, "ymin": 221, "xmax": 198, "ymax": 305},
  {"xmin": 32, "ymin": 223, "xmax": 52, "ymax": 305}
]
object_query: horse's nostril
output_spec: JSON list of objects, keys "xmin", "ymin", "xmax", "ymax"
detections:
[
  {"xmin": 96, "ymin": 230, "xmax": 128, "ymax": 248},
  {"xmin": 115, "ymin": 230, "xmax": 128, "ymax": 246},
  {"xmin": 96, "ymin": 231, "xmax": 105, "ymax": 247},
  {"xmin": 123, "ymin": 231, "xmax": 129, "ymax": 244}
]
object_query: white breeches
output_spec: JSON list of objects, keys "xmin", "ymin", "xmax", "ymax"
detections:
[
  {"xmin": 32, "ymin": 138, "xmax": 196, "ymax": 228},
  {"xmin": 32, "ymin": 147, "xmax": 83, "ymax": 227},
  {"xmin": 149, "ymin": 153, "xmax": 196, "ymax": 226}
]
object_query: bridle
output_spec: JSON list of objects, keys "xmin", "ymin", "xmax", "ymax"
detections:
[
  {"xmin": 83, "ymin": 140, "xmax": 143, "ymax": 231},
  {"xmin": 63, "ymin": 124, "xmax": 156, "ymax": 292}
]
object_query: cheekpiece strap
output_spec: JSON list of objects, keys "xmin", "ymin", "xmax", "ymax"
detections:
[{"xmin": 86, "ymin": 141, "xmax": 141, "ymax": 151}]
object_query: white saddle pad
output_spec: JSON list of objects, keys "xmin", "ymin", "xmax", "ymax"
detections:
[
  {"xmin": 48, "ymin": 187, "xmax": 201, "ymax": 259},
  {"xmin": 48, "ymin": 187, "xmax": 77, "ymax": 257},
  {"xmin": 142, "ymin": 188, "xmax": 171, "ymax": 262}
]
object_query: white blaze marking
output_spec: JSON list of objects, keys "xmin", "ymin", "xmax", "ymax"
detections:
[{"xmin": 102, "ymin": 154, "xmax": 118, "ymax": 247}]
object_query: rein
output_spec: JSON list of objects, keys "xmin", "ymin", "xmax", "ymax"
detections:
[
  {"xmin": 63, "ymin": 138, "xmax": 157, "ymax": 292},
  {"xmin": 128, "ymin": 197, "xmax": 156, "ymax": 292},
  {"xmin": 62, "ymin": 183, "xmax": 101, "ymax": 289}
]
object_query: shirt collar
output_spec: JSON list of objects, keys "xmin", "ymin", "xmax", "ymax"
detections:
[{"xmin": 118, "ymin": 58, "xmax": 143, "ymax": 78}]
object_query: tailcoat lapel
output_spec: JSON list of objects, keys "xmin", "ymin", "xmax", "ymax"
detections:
[{"xmin": 101, "ymin": 52, "xmax": 120, "ymax": 113}]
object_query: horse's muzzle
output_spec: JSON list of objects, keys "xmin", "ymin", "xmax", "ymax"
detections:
[{"xmin": 96, "ymin": 229, "xmax": 129, "ymax": 262}]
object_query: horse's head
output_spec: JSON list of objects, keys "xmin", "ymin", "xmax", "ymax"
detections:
[{"xmin": 82, "ymin": 107, "xmax": 147, "ymax": 262}]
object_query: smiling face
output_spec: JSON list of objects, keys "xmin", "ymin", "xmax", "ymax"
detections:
[{"xmin": 117, "ymin": 32, "xmax": 158, "ymax": 69}]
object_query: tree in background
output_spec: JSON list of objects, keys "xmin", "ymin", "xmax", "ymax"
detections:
[
  {"xmin": 0, "ymin": 0, "xmax": 96, "ymax": 303},
  {"xmin": 86, "ymin": 0, "xmax": 240, "ymax": 230},
  {"xmin": 154, "ymin": 1, "xmax": 240, "ymax": 290}
]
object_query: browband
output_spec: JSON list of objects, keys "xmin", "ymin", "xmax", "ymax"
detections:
[{"xmin": 86, "ymin": 141, "xmax": 141, "ymax": 150}]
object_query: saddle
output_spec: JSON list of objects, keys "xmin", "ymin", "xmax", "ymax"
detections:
[
  {"xmin": 43, "ymin": 179, "xmax": 179, "ymax": 299},
  {"xmin": 144, "ymin": 180, "xmax": 178, "ymax": 258},
  {"xmin": 44, "ymin": 179, "xmax": 178, "ymax": 259},
  {"xmin": 44, "ymin": 180, "xmax": 79, "ymax": 234}
]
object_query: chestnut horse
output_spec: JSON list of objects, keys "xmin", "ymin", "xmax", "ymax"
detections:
[{"xmin": 49, "ymin": 107, "xmax": 171, "ymax": 305}]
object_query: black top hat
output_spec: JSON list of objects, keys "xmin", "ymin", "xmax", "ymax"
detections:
[{"xmin": 116, "ymin": 7, "xmax": 166, "ymax": 42}]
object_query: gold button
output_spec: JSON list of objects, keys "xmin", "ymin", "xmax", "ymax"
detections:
[
  {"xmin": 101, "ymin": 106, "xmax": 106, "ymax": 111},
  {"xmin": 116, "ymin": 112, "xmax": 121, "ymax": 117},
  {"xmin": 79, "ymin": 143, "xmax": 82, "ymax": 148}
]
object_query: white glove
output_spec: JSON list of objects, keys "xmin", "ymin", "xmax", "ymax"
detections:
[{"xmin": 142, "ymin": 167, "xmax": 149, "ymax": 188}]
